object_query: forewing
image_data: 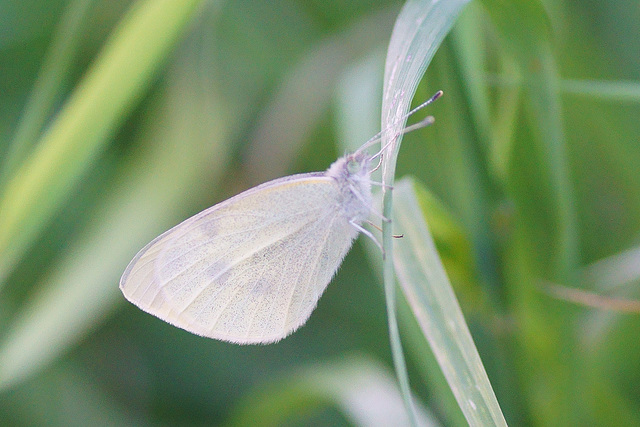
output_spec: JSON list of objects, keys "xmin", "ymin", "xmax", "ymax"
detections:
[{"xmin": 120, "ymin": 174, "xmax": 358, "ymax": 343}]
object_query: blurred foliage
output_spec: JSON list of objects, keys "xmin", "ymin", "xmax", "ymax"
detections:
[{"xmin": 0, "ymin": 0, "xmax": 639, "ymax": 426}]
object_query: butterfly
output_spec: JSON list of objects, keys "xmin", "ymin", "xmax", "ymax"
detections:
[{"xmin": 120, "ymin": 91, "xmax": 442, "ymax": 344}]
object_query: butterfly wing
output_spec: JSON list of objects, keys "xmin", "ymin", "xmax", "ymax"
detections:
[{"xmin": 120, "ymin": 173, "xmax": 360, "ymax": 344}]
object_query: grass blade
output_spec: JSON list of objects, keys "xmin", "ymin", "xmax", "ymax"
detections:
[
  {"xmin": 561, "ymin": 79, "xmax": 640, "ymax": 103},
  {"xmin": 480, "ymin": 0, "xmax": 581, "ymax": 422},
  {"xmin": 0, "ymin": 0, "xmax": 205, "ymax": 283},
  {"xmin": 393, "ymin": 178, "xmax": 507, "ymax": 426},
  {"xmin": 380, "ymin": 0, "xmax": 472, "ymax": 423},
  {"xmin": 0, "ymin": 22, "xmax": 231, "ymax": 389},
  {"xmin": 0, "ymin": 0, "xmax": 94, "ymax": 187}
]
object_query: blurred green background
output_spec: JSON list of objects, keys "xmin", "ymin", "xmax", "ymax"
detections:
[{"xmin": 0, "ymin": 0, "xmax": 639, "ymax": 425}]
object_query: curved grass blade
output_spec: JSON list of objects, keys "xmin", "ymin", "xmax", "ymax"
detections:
[
  {"xmin": 393, "ymin": 178, "xmax": 507, "ymax": 426},
  {"xmin": 380, "ymin": 0, "xmax": 472, "ymax": 423}
]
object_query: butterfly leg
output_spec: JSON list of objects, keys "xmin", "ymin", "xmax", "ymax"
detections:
[
  {"xmin": 368, "ymin": 180, "xmax": 393, "ymax": 189},
  {"xmin": 349, "ymin": 219, "xmax": 383, "ymax": 254},
  {"xmin": 366, "ymin": 220, "xmax": 403, "ymax": 238},
  {"xmin": 367, "ymin": 204, "xmax": 391, "ymax": 223}
]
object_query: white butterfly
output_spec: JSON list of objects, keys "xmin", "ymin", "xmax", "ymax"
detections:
[
  {"xmin": 120, "ymin": 151, "xmax": 373, "ymax": 344},
  {"xmin": 120, "ymin": 92, "xmax": 441, "ymax": 344}
]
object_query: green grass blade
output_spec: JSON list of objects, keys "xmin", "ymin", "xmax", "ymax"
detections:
[
  {"xmin": 0, "ymin": 0, "xmax": 94, "ymax": 188},
  {"xmin": 0, "ymin": 65, "xmax": 232, "ymax": 391},
  {"xmin": 561, "ymin": 79, "xmax": 640, "ymax": 103},
  {"xmin": 380, "ymin": 0, "xmax": 472, "ymax": 424},
  {"xmin": 480, "ymin": 0, "xmax": 582, "ymax": 422},
  {"xmin": 0, "ymin": 0, "xmax": 205, "ymax": 284},
  {"xmin": 448, "ymin": 3, "xmax": 493, "ymax": 158},
  {"xmin": 480, "ymin": 0, "xmax": 579, "ymax": 280},
  {"xmin": 393, "ymin": 178, "xmax": 507, "ymax": 426}
]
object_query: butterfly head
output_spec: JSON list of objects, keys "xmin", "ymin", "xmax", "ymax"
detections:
[
  {"xmin": 346, "ymin": 151, "xmax": 372, "ymax": 178},
  {"xmin": 326, "ymin": 151, "xmax": 372, "ymax": 183}
]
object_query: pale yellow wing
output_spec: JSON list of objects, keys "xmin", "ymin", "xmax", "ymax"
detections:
[{"xmin": 120, "ymin": 173, "xmax": 359, "ymax": 344}]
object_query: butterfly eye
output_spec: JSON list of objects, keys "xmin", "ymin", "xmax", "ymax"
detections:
[{"xmin": 347, "ymin": 159, "xmax": 361, "ymax": 174}]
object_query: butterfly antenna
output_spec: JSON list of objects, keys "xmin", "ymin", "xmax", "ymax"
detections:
[
  {"xmin": 405, "ymin": 90, "xmax": 443, "ymax": 119},
  {"xmin": 370, "ymin": 116, "xmax": 434, "ymax": 160},
  {"xmin": 355, "ymin": 90, "xmax": 443, "ymax": 157}
]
